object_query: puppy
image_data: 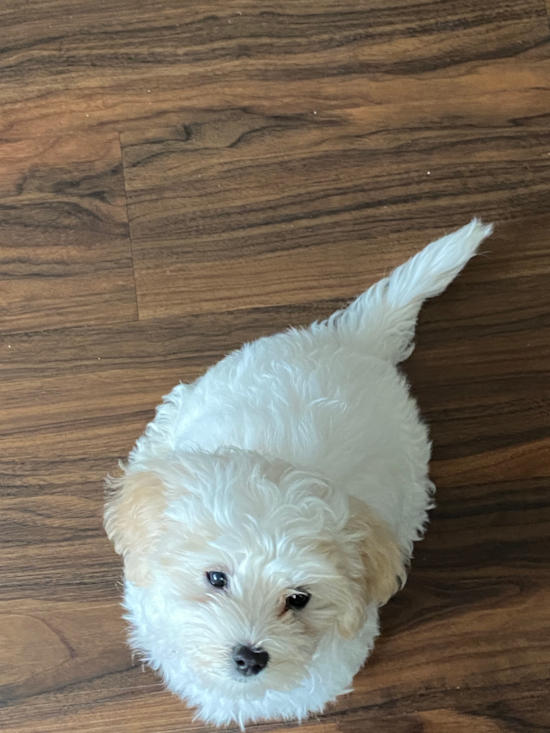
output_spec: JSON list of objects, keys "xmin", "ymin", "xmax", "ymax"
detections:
[{"xmin": 105, "ymin": 219, "xmax": 493, "ymax": 727}]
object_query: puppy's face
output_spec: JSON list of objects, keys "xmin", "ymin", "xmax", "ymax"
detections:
[{"xmin": 105, "ymin": 451, "xmax": 404, "ymax": 697}]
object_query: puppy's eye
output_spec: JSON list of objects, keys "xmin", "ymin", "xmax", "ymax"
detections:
[
  {"xmin": 206, "ymin": 571, "xmax": 228, "ymax": 589},
  {"xmin": 285, "ymin": 591, "xmax": 311, "ymax": 611}
]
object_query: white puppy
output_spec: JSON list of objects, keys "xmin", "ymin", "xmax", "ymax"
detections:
[{"xmin": 105, "ymin": 219, "xmax": 493, "ymax": 727}]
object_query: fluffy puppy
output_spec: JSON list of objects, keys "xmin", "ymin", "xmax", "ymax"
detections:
[{"xmin": 105, "ymin": 219, "xmax": 493, "ymax": 727}]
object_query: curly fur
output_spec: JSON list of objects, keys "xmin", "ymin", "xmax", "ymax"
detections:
[{"xmin": 105, "ymin": 219, "xmax": 493, "ymax": 727}]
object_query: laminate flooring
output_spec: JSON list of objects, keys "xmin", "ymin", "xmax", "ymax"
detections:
[{"xmin": 1, "ymin": 2, "xmax": 549, "ymax": 731}]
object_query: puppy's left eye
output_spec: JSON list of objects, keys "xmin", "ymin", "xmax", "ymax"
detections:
[
  {"xmin": 285, "ymin": 591, "xmax": 311, "ymax": 611},
  {"xmin": 206, "ymin": 571, "xmax": 228, "ymax": 589}
]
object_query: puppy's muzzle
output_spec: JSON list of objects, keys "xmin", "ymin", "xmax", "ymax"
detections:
[{"xmin": 232, "ymin": 645, "xmax": 269, "ymax": 676}]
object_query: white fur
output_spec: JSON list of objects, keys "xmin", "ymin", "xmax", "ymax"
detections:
[{"xmin": 105, "ymin": 219, "xmax": 493, "ymax": 727}]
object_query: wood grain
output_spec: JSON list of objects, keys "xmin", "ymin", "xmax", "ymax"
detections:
[
  {"xmin": 1, "ymin": 1, "xmax": 549, "ymax": 139},
  {"xmin": 1, "ymin": 0, "xmax": 549, "ymax": 731},
  {"xmin": 122, "ymin": 100, "xmax": 550, "ymax": 318},
  {"xmin": 0, "ymin": 132, "xmax": 137, "ymax": 334}
]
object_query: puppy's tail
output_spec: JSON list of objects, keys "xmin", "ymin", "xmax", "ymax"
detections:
[{"xmin": 329, "ymin": 218, "xmax": 493, "ymax": 364}]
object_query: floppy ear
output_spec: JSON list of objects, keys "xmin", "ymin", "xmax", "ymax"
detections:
[
  {"xmin": 104, "ymin": 468, "xmax": 167, "ymax": 586},
  {"xmin": 337, "ymin": 497, "xmax": 407, "ymax": 638}
]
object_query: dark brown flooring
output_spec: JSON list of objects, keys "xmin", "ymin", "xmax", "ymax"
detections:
[{"xmin": 1, "ymin": 2, "xmax": 550, "ymax": 731}]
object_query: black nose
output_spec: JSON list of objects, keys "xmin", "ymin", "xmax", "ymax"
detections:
[{"xmin": 232, "ymin": 644, "xmax": 269, "ymax": 676}]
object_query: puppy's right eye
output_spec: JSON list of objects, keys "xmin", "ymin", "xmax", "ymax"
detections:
[{"xmin": 206, "ymin": 571, "xmax": 228, "ymax": 589}]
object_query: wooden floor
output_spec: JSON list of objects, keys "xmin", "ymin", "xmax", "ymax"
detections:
[{"xmin": 1, "ymin": 1, "xmax": 550, "ymax": 731}]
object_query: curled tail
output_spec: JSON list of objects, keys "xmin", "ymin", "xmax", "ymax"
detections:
[{"xmin": 330, "ymin": 219, "xmax": 493, "ymax": 364}]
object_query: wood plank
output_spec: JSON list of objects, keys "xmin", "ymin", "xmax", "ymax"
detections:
[
  {"xmin": 336, "ymin": 696, "xmax": 550, "ymax": 732},
  {"xmin": 0, "ymin": 2, "xmax": 548, "ymax": 139},
  {"xmin": 0, "ymin": 599, "xmax": 129, "ymax": 704},
  {"xmin": 431, "ymin": 438, "xmax": 550, "ymax": 486},
  {"xmin": 0, "ymin": 132, "xmax": 137, "ymax": 333},
  {"xmin": 121, "ymin": 99, "xmax": 550, "ymax": 319}
]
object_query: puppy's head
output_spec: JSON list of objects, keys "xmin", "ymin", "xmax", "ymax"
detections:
[{"xmin": 105, "ymin": 450, "xmax": 405, "ymax": 696}]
